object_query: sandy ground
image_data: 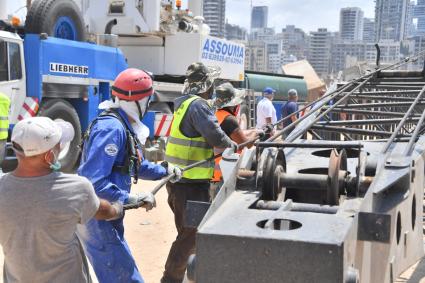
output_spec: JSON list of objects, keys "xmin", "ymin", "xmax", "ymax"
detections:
[
  {"xmin": 123, "ymin": 180, "xmax": 176, "ymax": 283},
  {"xmin": 0, "ymin": 179, "xmax": 425, "ymax": 283}
]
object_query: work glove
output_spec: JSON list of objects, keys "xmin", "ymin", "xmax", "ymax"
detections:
[
  {"xmin": 167, "ymin": 164, "xmax": 182, "ymax": 183},
  {"xmin": 256, "ymin": 129, "xmax": 266, "ymax": 141},
  {"xmin": 107, "ymin": 202, "xmax": 124, "ymax": 221},
  {"xmin": 161, "ymin": 161, "xmax": 182, "ymax": 183},
  {"xmin": 261, "ymin": 124, "xmax": 274, "ymax": 141},
  {"xmin": 127, "ymin": 192, "xmax": 156, "ymax": 212}
]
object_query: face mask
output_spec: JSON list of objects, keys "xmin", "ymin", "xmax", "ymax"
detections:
[
  {"xmin": 46, "ymin": 151, "xmax": 61, "ymax": 171},
  {"xmin": 120, "ymin": 97, "xmax": 150, "ymax": 121},
  {"xmin": 119, "ymin": 98, "xmax": 151, "ymax": 145}
]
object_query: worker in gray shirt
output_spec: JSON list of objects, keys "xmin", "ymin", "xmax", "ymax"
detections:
[
  {"xmin": 162, "ymin": 62, "xmax": 236, "ymax": 283},
  {"xmin": 0, "ymin": 117, "xmax": 123, "ymax": 283}
]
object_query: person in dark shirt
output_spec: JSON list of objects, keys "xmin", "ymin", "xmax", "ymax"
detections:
[
  {"xmin": 210, "ymin": 82, "xmax": 260, "ymax": 199},
  {"xmin": 281, "ymin": 89, "xmax": 299, "ymax": 139},
  {"xmin": 162, "ymin": 63, "xmax": 236, "ymax": 283}
]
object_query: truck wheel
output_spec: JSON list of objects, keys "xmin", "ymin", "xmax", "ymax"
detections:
[
  {"xmin": 38, "ymin": 99, "xmax": 82, "ymax": 172},
  {"xmin": 239, "ymin": 104, "xmax": 249, "ymax": 130},
  {"xmin": 25, "ymin": 0, "xmax": 86, "ymax": 41}
]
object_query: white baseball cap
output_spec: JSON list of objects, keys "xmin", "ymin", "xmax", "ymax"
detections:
[{"xmin": 11, "ymin": 117, "xmax": 75, "ymax": 157}]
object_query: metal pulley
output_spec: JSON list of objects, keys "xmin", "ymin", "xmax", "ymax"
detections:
[
  {"xmin": 256, "ymin": 147, "xmax": 286, "ymax": 201},
  {"xmin": 327, "ymin": 149, "xmax": 348, "ymax": 205}
]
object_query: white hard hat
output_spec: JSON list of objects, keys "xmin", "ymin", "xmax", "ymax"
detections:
[{"xmin": 11, "ymin": 117, "xmax": 74, "ymax": 156}]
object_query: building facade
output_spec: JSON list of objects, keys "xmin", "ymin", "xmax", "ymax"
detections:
[
  {"xmin": 375, "ymin": 0, "xmax": 409, "ymax": 41},
  {"xmin": 308, "ymin": 28, "xmax": 333, "ymax": 77},
  {"xmin": 414, "ymin": 0, "xmax": 425, "ymax": 35},
  {"xmin": 268, "ymin": 53, "xmax": 297, "ymax": 74},
  {"xmin": 281, "ymin": 25, "xmax": 309, "ymax": 60},
  {"xmin": 340, "ymin": 7, "xmax": 364, "ymax": 40},
  {"xmin": 251, "ymin": 6, "xmax": 268, "ymax": 31},
  {"xmin": 245, "ymin": 41, "xmax": 267, "ymax": 72},
  {"xmin": 225, "ymin": 23, "xmax": 247, "ymax": 41},
  {"xmin": 331, "ymin": 40, "xmax": 401, "ymax": 73},
  {"xmin": 203, "ymin": 0, "xmax": 226, "ymax": 38},
  {"xmin": 363, "ymin": 18, "xmax": 376, "ymax": 42}
]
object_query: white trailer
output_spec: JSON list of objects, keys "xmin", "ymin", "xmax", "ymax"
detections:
[{"xmin": 79, "ymin": 0, "xmax": 246, "ymax": 114}]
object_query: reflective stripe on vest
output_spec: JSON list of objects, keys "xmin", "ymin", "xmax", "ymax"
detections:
[
  {"xmin": 0, "ymin": 93, "xmax": 10, "ymax": 140},
  {"xmin": 212, "ymin": 109, "xmax": 232, "ymax": 182},
  {"xmin": 165, "ymin": 96, "xmax": 214, "ymax": 180}
]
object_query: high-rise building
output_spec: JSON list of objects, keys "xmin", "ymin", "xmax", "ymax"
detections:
[
  {"xmin": 203, "ymin": 0, "xmax": 226, "ymax": 38},
  {"xmin": 405, "ymin": 1, "xmax": 415, "ymax": 38},
  {"xmin": 375, "ymin": 0, "xmax": 409, "ymax": 41},
  {"xmin": 308, "ymin": 28, "xmax": 333, "ymax": 77},
  {"xmin": 339, "ymin": 7, "xmax": 364, "ymax": 40},
  {"xmin": 363, "ymin": 18, "xmax": 376, "ymax": 42},
  {"xmin": 245, "ymin": 41, "xmax": 267, "ymax": 72},
  {"xmin": 225, "ymin": 23, "xmax": 247, "ymax": 41},
  {"xmin": 251, "ymin": 6, "xmax": 268, "ymax": 31},
  {"xmin": 413, "ymin": 0, "xmax": 425, "ymax": 35},
  {"xmin": 281, "ymin": 25, "xmax": 309, "ymax": 60}
]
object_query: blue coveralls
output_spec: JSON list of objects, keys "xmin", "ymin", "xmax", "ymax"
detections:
[{"xmin": 78, "ymin": 108, "xmax": 167, "ymax": 283}]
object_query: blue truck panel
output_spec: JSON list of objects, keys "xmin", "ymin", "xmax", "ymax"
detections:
[
  {"xmin": 24, "ymin": 34, "xmax": 127, "ymax": 101},
  {"xmin": 23, "ymin": 34, "xmax": 128, "ymax": 131}
]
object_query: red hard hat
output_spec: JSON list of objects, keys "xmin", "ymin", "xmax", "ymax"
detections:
[{"xmin": 111, "ymin": 68, "xmax": 154, "ymax": 101}]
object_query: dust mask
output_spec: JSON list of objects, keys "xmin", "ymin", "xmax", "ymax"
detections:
[
  {"xmin": 98, "ymin": 97, "xmax": 151, "ymax": 145},
  {"xmin": 46, "ymin": 151, "xmax": 61, "ymax": 171}
]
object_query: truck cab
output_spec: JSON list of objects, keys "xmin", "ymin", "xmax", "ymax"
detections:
[{"xmin": 0, "ymin": 31, "xmax": 26, "ymax": 127}]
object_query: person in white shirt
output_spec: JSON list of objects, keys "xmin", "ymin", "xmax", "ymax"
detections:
[{"xmin": 256, "ymin": 87, "xmax": 277, "ymax": 129}]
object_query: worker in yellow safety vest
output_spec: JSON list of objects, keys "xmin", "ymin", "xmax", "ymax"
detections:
[
  {"xmin": 0, "ymin": 93, "xmax": 10, "ymax": 168},
  {"xmin": 210, "ymin": 82, "xmax": 262, "ymax": 199},
  {"xmin": 162, "ymin": 62, "xmax": 237, "ymax": 283}
]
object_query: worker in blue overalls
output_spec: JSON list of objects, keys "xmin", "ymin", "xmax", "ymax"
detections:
[{"xmin": 78, "ymin": 68, "xmax": 182, "ymax": 283}]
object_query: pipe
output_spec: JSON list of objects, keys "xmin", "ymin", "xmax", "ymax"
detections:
[
  {"xmin": 375, "ymin": 43, "xmax": 381, "ymax": 68},
  {"xmin": 104, "ymin": 19, "xmax": 117, "ymax": 34}
]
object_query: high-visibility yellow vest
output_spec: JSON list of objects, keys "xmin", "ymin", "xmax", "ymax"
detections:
[
  {"xmin": 165, "ymin": 96, "xmax": 214, "ymax": 180},
  {"xmin": 0, "ymin": 93, "xmax": 10, "ymax": 140}
]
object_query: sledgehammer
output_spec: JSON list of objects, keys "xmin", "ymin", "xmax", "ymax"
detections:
[{"xmin": 122, "ymin": 137, "xmax": 259, "ymax": 211}]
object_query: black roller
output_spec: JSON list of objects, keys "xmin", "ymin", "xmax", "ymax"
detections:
[{"xmin": 257, "ymin": 147, "xmax": 286, "ymax": 201}]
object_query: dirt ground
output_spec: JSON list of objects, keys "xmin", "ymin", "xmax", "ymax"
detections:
[
  {"xmin": 123, "ymin": 180, "xmax": 176, "ymax": 283},
  {"xmin": 1, "ymin": 179, "xmax": 425, "ymax": 283}
]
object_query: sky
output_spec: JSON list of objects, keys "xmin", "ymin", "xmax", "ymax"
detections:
[{"xmin": 184, "ymin": 0, "xmax": 376, "ymax": 34}]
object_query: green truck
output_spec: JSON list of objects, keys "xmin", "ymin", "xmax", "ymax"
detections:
[{"xmin": 235, "ymin": 71, "xmax": 310, "ymax": 129}]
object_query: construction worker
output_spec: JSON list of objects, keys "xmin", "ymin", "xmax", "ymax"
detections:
[
  {"xmin": 256, "ymin": 87, "xmax": 277, "ymax": 130},
  {"xmin": 0, "ymin": 92, "xmax": 10, "ymax": 170},
  {"xmin": 161, "ymin": 62, "xmax": 237, "ymax": 283},
  {"xmin": 281, "ymin": 88, "xmax": 299, "ymax": 139},
  {"xmin": 78, "ymin": 68, "xmax": 181, "ymax": 283},
  {"xmin": 0, "ymin": 117, "xmax": 123, "ymax": 283},
  {"xmin": 210, "ymin": 82, "xmax": 261, "ymax": 199}
]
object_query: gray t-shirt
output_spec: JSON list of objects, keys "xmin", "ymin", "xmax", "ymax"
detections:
[{"xmin": 0, "ymin": 172, "xmax": 100, "ymax": 283}]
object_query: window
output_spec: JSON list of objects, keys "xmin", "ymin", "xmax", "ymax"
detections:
[
  {"xmin": 0, "ymin": 41, "xmax": 7, "ymax": 82},
  {"xmin": 8, "ymin": 42, "xmax": 22, "ymax": 81}
]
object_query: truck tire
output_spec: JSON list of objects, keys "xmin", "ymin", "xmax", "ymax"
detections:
[
  {"xmin": 38, "ymin": 99, "xmax": 82, "ymax": 172},
  {"xmin": 25, "ymin": 0, "xmax": 86, "ymax": 41}
]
